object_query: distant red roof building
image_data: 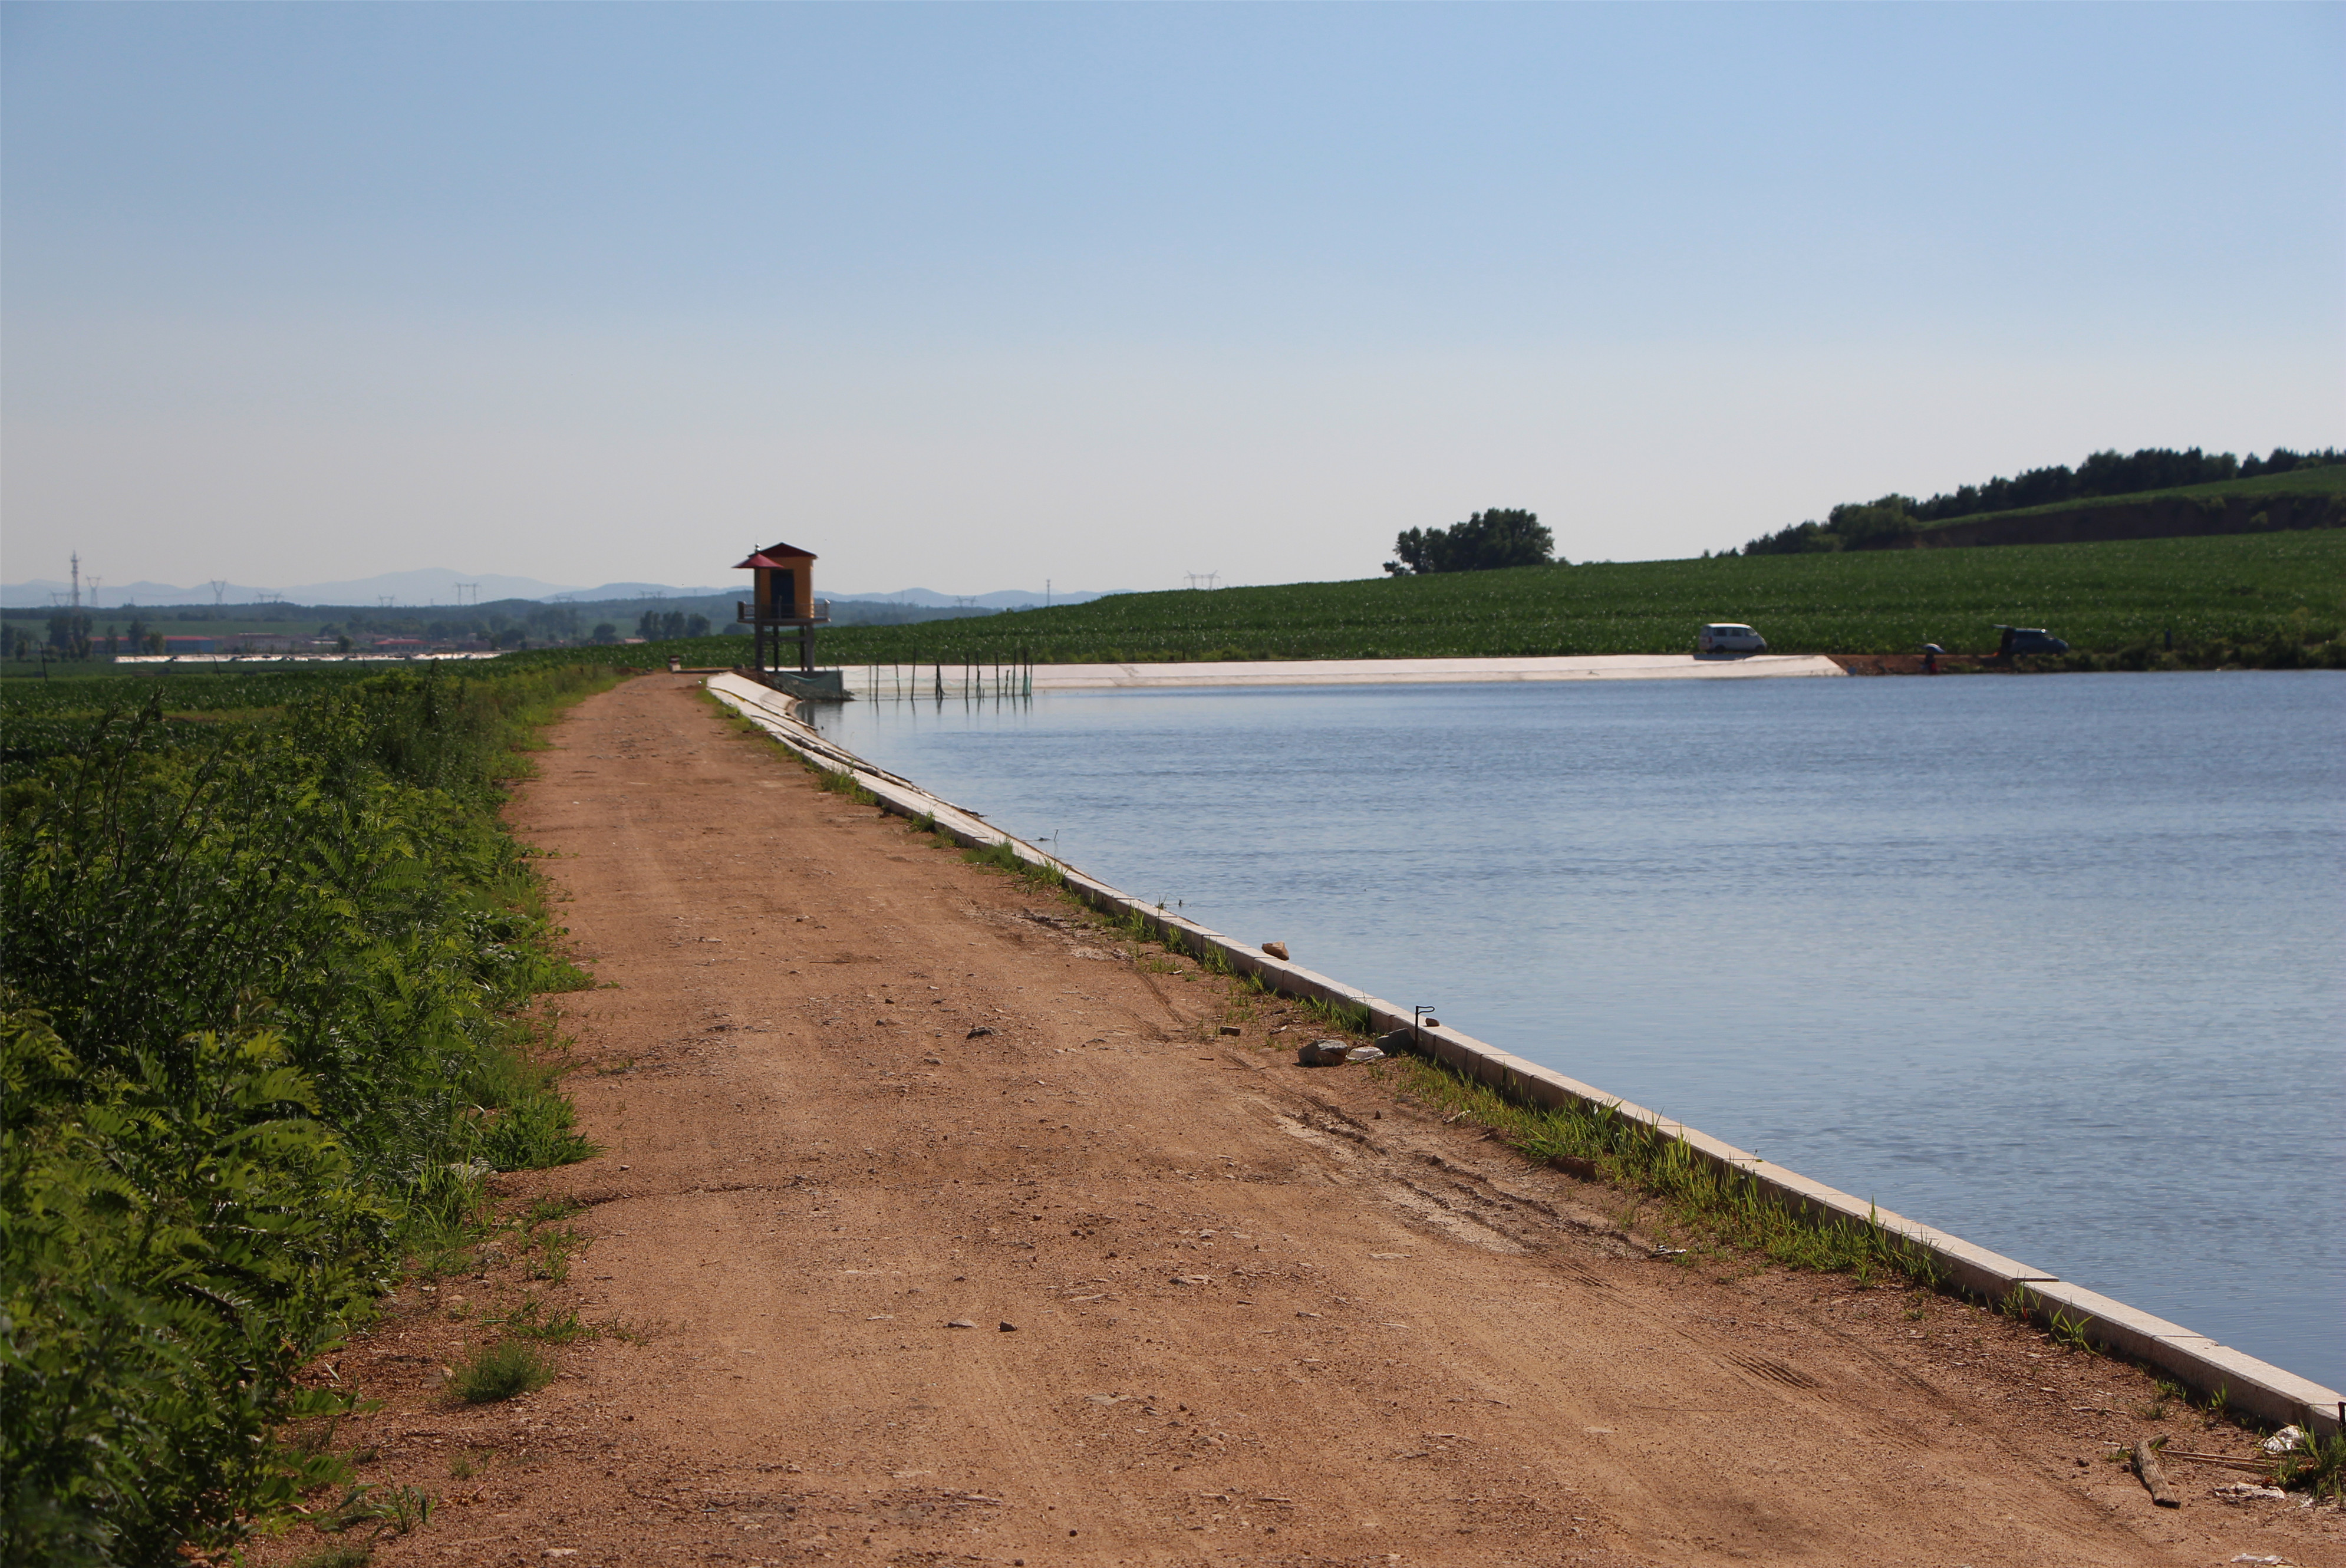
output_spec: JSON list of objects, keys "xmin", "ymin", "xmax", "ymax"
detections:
[
  {"xmin": 731, "ymin": 541, "xmax": 817, "ymax": 572},
  {"xmin": 735, "ymin": 539, "xmax": 822, "ymax": 673}
]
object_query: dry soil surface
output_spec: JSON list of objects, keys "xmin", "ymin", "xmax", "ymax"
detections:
[{"xmin": 292, "ymin": 674, "xmax": 2343, "ymax": 1568}]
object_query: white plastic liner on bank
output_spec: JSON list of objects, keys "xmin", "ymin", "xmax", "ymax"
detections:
[
  {"xmin": 706, "ymin": 670, "xmax": 2343, "ymax": 1439},
  {"xmin": 842, "ymin": 651, "xmax": 1846, "ymax": 696}
]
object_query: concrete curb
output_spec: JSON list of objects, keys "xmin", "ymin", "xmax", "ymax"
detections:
[{"xmin": 705, "ymin": 671, "xmax": 2344, "ymax": 1439}]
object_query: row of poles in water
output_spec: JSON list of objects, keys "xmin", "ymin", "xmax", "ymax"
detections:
[{"xmin": 865, "ymin": 652, "xmax": 1036, "ymax": 701}]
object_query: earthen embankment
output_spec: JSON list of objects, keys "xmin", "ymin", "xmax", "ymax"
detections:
[{"xmin": 280, "ymin": 675, "xmax": 2346, "ymax": 1567}]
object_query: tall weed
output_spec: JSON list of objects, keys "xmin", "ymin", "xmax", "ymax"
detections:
[{"xmin": 0, "ymin": 666, "xmax": 614, "ymax": 1562}]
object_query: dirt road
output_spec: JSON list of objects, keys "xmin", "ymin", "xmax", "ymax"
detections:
[{"xmin": 312, "ymin": 674, "xmax": 2341, "ymax": 1567}]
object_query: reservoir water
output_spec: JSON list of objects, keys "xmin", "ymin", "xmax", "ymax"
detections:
[{"xmin": 810, "ymin": 671, "xmax": 2345, "ymax": 1390}]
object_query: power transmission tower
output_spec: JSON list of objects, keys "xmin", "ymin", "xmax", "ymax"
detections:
[{"xmin": 207, "ymin": 579, "xmax": 228, "ymax": 606}]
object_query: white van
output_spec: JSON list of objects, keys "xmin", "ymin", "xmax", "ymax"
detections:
[{"xmin": 1699, "ymin": 622, "xmax": 1767, "ymax": 654}]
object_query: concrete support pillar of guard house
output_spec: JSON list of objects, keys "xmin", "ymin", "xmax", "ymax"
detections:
[{"xmin": 732, "ymin": 538, "xmax": 824, "ymax": 677}]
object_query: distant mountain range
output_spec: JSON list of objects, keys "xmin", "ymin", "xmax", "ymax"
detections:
[{"xmin": 0, "ymin": 568, "xmax": 1120, "ymax": 611}]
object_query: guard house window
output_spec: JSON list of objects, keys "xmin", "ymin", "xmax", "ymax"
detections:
[{"xmin": 767, "ymin": 569, "xmax": 796, "ymax": 620}]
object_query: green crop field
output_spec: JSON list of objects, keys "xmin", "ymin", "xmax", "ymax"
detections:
[
  {"xmin": 0, "ymin": 666, "xmax": 394, "ymax": 765},
  {"xmin": 512, "ymin": 529, "xmax": 2346, "ymax": 672},
  {"xmin": 0, "ymin": 663, "xmax": 383, "ymax": 711}
]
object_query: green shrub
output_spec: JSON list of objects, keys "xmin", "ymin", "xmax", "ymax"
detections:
[
  {"xmin": 449, "ymin": 1340, "xmax": 554, "ymax": 1404},
  {"xmin": 0, "ymin": 666, "xmax": 612, "ymax": 1561},
  {"xmin": 0, "ymin": 1010, "xmax": 381, "ymax": 1565},
  {"xmin": 499, "ymin": 1297, "xmax": 594, "ymax": 1343},
  {"xmin": 960, "ymin": 836, "xmax": 1066, "ymax": 887},
  {"xmin": 1376, "ymin": 1052, "xmax": 1945, "ymax": 1285},
  {"xmin": 816, "ymin": 765, "xmax": 878, "ymax": 805},
  {"xmin": 288, "ymin": 1544, "xmax": 375, "ymax": 1568},
  {"xmin": 312, "ymin": 1481, "xmax": 434, "ymax": 1540},
  {"xmin": 2276, "ymin": 1427, "xmax": 2346, "ymax": 1500}
]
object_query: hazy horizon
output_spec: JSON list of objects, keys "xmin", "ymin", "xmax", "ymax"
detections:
[
  {"xmin": 5, "ymin": 4, "xmax": 2338, "ymax": 594},
  {"xmin": 0, "ymin": 565, "xmax": 1125, "ymax": 611}
]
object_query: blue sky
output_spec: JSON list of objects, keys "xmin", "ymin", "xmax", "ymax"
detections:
[{"xmin": 4, "ymin": 2, "xmax": 2339, "ymax": 596}]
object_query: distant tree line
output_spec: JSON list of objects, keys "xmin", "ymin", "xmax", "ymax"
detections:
[
  {"xmin": 0, "ymin": 592, "xmax": 1010, "ymax": 660},
  {"xmin": 1385, "ymin": 509, "xmax": 1561, "ymax": 575},
  {"xmin": 315, "ymin": 604, "xmax": 592, "ymax": 648},
  {"xmin": 1737, "ymin": 445, "xmax": 2345, "ymax": 556},
  {"xmin": 635, "ymin": 608, "xmax": 711, "ymax": 642}
]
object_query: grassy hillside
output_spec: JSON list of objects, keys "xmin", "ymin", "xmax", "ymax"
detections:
[
  {"xmin": 1914, "ymin": 461, "xmax": 2346, "ymax": 530},
  {"xmin": 509, "ymin": 530, "xmax": 2346, "ymax": 670}
]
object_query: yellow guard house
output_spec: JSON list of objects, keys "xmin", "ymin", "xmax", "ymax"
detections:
[{"xmin": 732, "ymin": 539, "xmax": 832, "ymax": 682}]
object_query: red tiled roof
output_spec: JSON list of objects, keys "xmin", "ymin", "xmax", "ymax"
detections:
[{"xmin": 733, "ymin": 540, "xmax": 817, "ymax": 569}]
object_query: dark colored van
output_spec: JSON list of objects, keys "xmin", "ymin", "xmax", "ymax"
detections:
[{"xmin": 1995, "ymin": 625, "xmax": 2070, "ymax": 657}]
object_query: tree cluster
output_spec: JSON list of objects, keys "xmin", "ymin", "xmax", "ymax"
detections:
[
  {"xmin": 1738, "ymin": 446, "xmax": 2344, "ymax": 556},
  {"xmin": 318, "ymin": 604, "xmax": 591, "ymax": 648},
  {"xmin": 637, "ymin": 608, "xmax": 711, "ymax": 641},
  {"xmin": 1385, "ymin": 509, "xmax": 1561, "ymax": 575},
  {"xmin": 42, "ymin": 611, "xmax": 94, "ymax": 660}
]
